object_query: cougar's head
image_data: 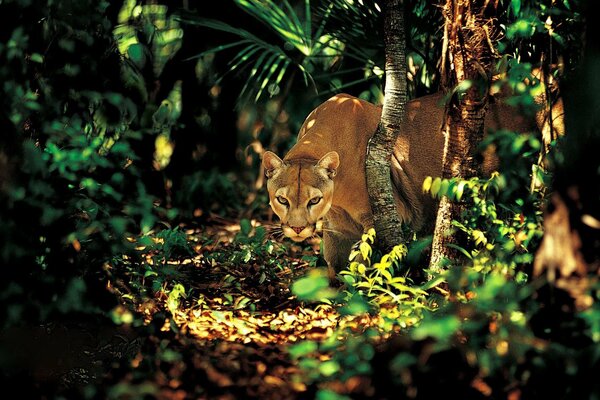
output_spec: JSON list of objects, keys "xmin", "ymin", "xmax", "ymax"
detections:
[{"xmin": 262, "ymin": 151, "xmax": 339, "ymax": 242}]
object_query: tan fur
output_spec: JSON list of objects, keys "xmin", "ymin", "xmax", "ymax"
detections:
[{"xmin": 263, "ymin": 92, "xmax": 562, "ymax": 277}]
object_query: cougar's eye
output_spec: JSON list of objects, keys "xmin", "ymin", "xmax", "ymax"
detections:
[
  {"xmin": 308, "ymin": 197, "xmax": 322, "ymax": 206},
  {"xmin": 276, "ymin": 196, "xmax": 289, "ymax": 206}
]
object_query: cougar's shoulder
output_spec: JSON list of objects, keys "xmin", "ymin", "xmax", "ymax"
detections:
[{"xmin": 284, "ymin": 94, "xmax": 381, "ymax": 230}]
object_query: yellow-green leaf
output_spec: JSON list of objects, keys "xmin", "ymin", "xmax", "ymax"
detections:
[
  {"xmin": 456, "ymin": 181, "xmax": 466, "ymax": 201},
  {"xmin": 422, "ymin": 176, "xmax": 433, "ymax": 193},
  {"xmin": 430, "ymin": 177, "xmax": 442, "ymax": 198},
  {"xmin": 359, "ymin": 242, "xmax": 372, "ymax": 261},
  {"xmin": 381, "ymin": 269, "xmax": 393, "ymax": 282},
  {"xmin": 357, "ymin": 263, "xmax": 367, "ymax": 275}
]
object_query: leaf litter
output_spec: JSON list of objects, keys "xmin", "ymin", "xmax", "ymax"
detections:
[{"xmin": 104, "ymin": 215, "xmax": 382, "ymax": 399}]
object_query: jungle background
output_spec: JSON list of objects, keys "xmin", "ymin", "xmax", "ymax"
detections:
[{"xmin": 1, "ymin": 0, "xmax": 599, "ymax": 399}]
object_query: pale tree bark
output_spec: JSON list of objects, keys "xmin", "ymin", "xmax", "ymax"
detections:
[
  {"xmin": 365, "ymin": 0, "xmax": 408, "ymax": 251},
  {"xmin": 429, "ymin": 0, "xmax": 496, "ymax": 271}
]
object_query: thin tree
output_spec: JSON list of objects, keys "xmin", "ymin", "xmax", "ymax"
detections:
[
  {"xmin": 365, "ymin": 0, "xmax": 408, "ymax": 251},
  {"xmin": 429, "ymin": 0, "xmax": 497, "ymax": 271}
]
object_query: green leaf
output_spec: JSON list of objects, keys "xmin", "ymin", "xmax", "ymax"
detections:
[
  {"xmin": 234, "ymin": 296, "xmax": 252, "ymax": 310},
  {"xmin": 291, "ymin": 269, "xmax": 334, "ymax": 301},
  {"xmin": 144, "ymin": 270, "xmax": 158, "ymax": 278},
  {"xmin": 288, "ymin": 340, "xmax": 318, "ymax": 358},
  {"xmin": 339, "ymin": 294, "xmax": 370, "ymax": 315},
  {"xmin": 109, "ymin": 217, "xmax": 129, "ymax": 234},
  {"xmin": 446, "ymin": 243, "xmax": 473, "ymax": 260},
  {"xmin": 419, "ymin": 275, "xmax": 446, "ymax": 291},
  {"xmin": 390, "ymin": 353, "xmax": 418, "ymax": 370},
  {"xmin": 357, "ymin": 263, "xmax": 366, "ymax": 275},
  {"xmin": 159, "ymin": 349, "xmax": 182, "ymax": 362},
  {"xmin": 439, "ymin": 179, "xmax": 450, "ymax": 197},
  {"xmin": 30, "ymin": 53, "xmax": 44, "ymax": 63},
  {"xmin": 118, "ymin": 0, "xmax": 137, "ymax": 23},
  {"xmin": 127, "ymin": 43, "xmax": 145, "ymax": 67},
  {"xmin": 551, "ymin": 32, "xmax": 565, "ymax": 46},
  {"xmin": 255, "ymin": 226, "xmax": 266, "ymax": 241},
  {"xmin": 412, "ymin": 315, "xmax": 461, "ymax": 341},
  {"xmin": 455, "ymin": 181, "xmax": 466, "ymax": 201},
  {"xmin": 242, "ymin": 249, "xmax": 252, "ymax": 263},
  {"xmin": 380, "ymin": 269, "xmax": 393, "ymax": 282},
  {"xmin": 319, "ymin": 360, "xmax": 340, "ymax": 377},
  {"xmin": 475, "ymin": 273, "xmax": 508, "ymax": 302},
  {"xmin": 240, "ymin": 219, "xmax": 252, "ymax": 236},
  {"xmin": 507, "ymin": 18, "xmax": 535, "ymax": 39},
  {"xmin": 316, "ymin": 389, "xmax": 351, "ymax": 400},
  {"xmin": 511, "ymin": 0, "xmax": 521, "ymax": 16},
  {"xmin": 515, "ymin": 271, "xmax": 528, "ymax": 285},
  {"xmin": 454, "ymin": 79, "xmax": 473, "ymax": 94}
]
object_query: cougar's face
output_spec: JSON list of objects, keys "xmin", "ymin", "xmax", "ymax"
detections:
[{"xmin": 262, "ymin": 151, "xmax": 339, "ymax": 242}]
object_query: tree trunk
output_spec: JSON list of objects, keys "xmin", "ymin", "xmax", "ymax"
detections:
[
  {"xmin": 365, "ymin": 0, "xmax": 408, "ymax": 251},
  {"xmin": 429, "ymin": 0, "xmax": 495, "ymax": 271}
]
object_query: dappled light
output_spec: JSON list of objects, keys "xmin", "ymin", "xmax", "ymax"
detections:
[{"xmin": 103, "ymin": 221, "xmax": 385, "ymax": 398}]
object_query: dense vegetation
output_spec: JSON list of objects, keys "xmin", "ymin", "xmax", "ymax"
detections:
[{"xmin": 1, "ymin": 0, "xmax": 598, "ymax": 399}]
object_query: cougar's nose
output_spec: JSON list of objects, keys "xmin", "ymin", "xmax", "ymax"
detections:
[{"xmin": 290, "ymin": 226, "xmax": 305, "ymax": 234}]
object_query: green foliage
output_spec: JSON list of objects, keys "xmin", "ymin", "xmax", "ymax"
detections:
[
  {"xmin": 181, "ymin": 0, "xmax": 446, "ymax": 105},
  {"xmin": 113, "ymin": 1, "xmax": 184, "ymax": 171},
  {"xmin": 423, "ymin": 170, "xmax": 543, "ymax": 276},
  {"xmin": 180, "ymin": 0, "xmax": 391, "ymax": 106},
  {"xmin": 380, "ymin": 267, "xmax": 600, "ymax": 398},
  {"xmin": 339, "ymin": 229, "xmax": 430, "ymax": 327},
  {"xmin": 500, "ymin": 0, "xmax": 581, "ymax": 57},
  {"xmin": 176, "ymin": 170, "xmax": 250, "ymax": 215},
  {"xmin": 290, "ymin": 328, "xmax": 376, "ymax": 398},
  {"xmin": 166, "ymin": 283, "xmax": 187, "ymax": 314},
  {"xmin": 419, "ymin": 63, "xmax": 556, "ymax": 281},
  {"xmin": 288, "ymin": 228, "xmax": 432, "ymax": 395},
  {"xmin": 153, "ymin": 227, "xmax": 196, "ymax": 262},
  {"xmin": 114, "ymin": 1, "xmax": 184, "ymax": 88},
  {"xmin": 0, "ymin": 0, "xmax": 185, "ymax": 328},
  {"xmin": 108, "ymin": 227, "xmax": 194, "ymax": 304},
  {"xmin": 291, "ymin": 268, "xmax": 336, "ymax": 301},
  {"xmin": 203, "ymin": 219, "xmax": 290, "ymax": 283},
  {"xmin": 181, "ymin": 0, "xmax": 345, "ymax": 103}
]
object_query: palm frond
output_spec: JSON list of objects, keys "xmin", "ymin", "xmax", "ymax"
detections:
[
  {"xmin": 250, "ymin": 53, "xmax": 285, "ymax": 101},
  {"xmin": 179, "ymin": 0, "xmax": 385, "ymax": 103},
  {"xmin": 179, "ymin": 16, "xmax": 299, "ymax": 102},
  {"xmin": 179, "ymin": 18, "xmax": 281, "ymax": 56},
  {"xmin": 316, "ymin": 0, "xmax": 384, "ymax": 56},
  {"xmin": 235, "ymin": 0, "xmax": 310, "ymax": 54}
]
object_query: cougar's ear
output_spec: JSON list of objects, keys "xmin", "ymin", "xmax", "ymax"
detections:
[
  {"xmin": 317, "ymin": 151, "xmax": 340, "ymax": 179},
  {"xmin": 262, "ymin": 151, "xmax": 284, "ymax": 179}
]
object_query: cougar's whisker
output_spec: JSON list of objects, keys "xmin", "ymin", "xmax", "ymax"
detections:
[
  {"xmin": 319, "ymin": 228, "xmax": 343, "ymax": 235},
  {"xmin": 268, "ymin": 230, "xmax": 284, "ymax": 240},
  {"xmin": 259, "ymin": 224, "xmax": 282, "ymax": 232}
]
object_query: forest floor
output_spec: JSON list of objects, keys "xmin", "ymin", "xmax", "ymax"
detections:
[
  {"xmin": 114, "ymin": 216, "xmax": 381, "ymax": 399},
  {"xmin": 7, "ymin": 216, "xmax": 384, "ymax": 399}
]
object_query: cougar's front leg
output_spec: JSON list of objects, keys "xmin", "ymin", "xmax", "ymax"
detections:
[
  {"xmin": 322, "ymin": 230, "xmax": 356, "ymax": 282},
  {"xmin": 358, "ymin": 212, "xmax": 375, "ymax": 232}
]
